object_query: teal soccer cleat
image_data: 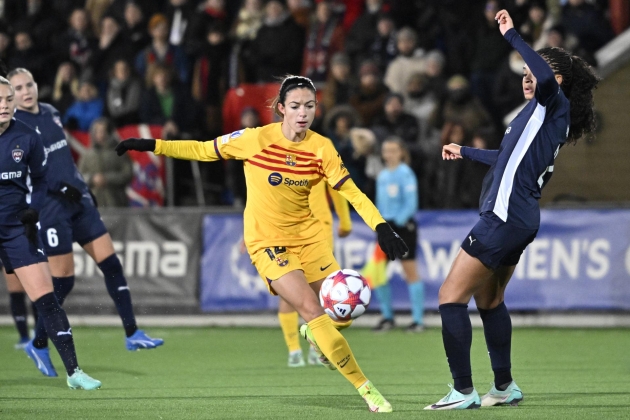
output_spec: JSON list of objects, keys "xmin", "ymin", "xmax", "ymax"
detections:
[
  {"xmin": 287, "ymin": 349, "xmax": 305, "ymax": 367},
  {"xmin": 126, "ymin": 330, "xmax": 164, "ymax": 351},
  {"xmin": 424, "ymin": 384, "xmax": 481, "ymax": 410},
  {"xmin": 481, "ymin": 381, "xmax": 524, "ymax": 407},
  {"xmin": 67, "ymin": 368, "xmax": 102, "ymax": 390},
  {"xmin": 24, "ymin": 340, "xmax": 58, "ymax": 377}
]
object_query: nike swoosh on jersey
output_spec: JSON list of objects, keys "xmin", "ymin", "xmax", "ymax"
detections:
[{"xmin": 320, "ymin": 263, "xmax": 332, "ymax": 271}]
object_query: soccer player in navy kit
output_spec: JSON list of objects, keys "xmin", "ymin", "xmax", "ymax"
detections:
[
  {"xmin": 425, "ymin": 10, "xmax": 598, "ymax": 410},
  {"xmin": 7, "ymin": 69, "xmax": 163, "ymax": 378},
  {"xmin": 0, "ymin": 75, "xmax": 101, "ymax": 389}
]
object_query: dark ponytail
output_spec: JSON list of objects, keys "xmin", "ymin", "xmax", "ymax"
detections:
[{"xmin": 537, "ymin": 47, "xmax": 599, "ymax": 144}]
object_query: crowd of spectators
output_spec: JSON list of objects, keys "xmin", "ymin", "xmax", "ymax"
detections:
[{"xmin": 0, "ymin": 0, "xmax": 618, "ymax": 207}]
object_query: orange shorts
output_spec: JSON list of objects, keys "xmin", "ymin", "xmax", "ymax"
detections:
[{"xmin": 250, "ymin": 240, "xmax": 340, "ymax": 295}]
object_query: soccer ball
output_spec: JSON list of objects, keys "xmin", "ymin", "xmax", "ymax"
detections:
[{"xmin": 319, "ymin": 269, "xmax": 371, "ymax": 321}]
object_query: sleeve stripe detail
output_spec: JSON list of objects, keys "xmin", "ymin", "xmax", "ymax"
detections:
[
  {"xmin": 269, "ymin": 144, "xmax": 317, "ymax": 157},
  {"xmin": 248, "ymin": 159, "xmax": 323, "ymax": 175},
  {"xmin": 213, "ymin": 138, "xmax": 224, "ymax": 160},
  {"xmin": 333, "ymin": 175, "xmax": 351, "ymax": 190}
]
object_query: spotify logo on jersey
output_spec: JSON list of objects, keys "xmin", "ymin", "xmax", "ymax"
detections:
[{"xmin": 268, "ymin": 172, "xmax": 283, "ymax": 186}]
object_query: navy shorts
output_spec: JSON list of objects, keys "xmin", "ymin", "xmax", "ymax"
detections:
[
  {"xmin": 389, "ymin": 219, "xmax": 418, "ymax": 260},
  {"xmin": 39, "ymin": 195, "xmax": 108, "ymax": 256},
  {"xmin": 0, "ymin": 224, "xmax": 48, "ymax": 273},
  {"xmin": 461, "ymin": 212, "xmax": 538, "ymax": 270}
]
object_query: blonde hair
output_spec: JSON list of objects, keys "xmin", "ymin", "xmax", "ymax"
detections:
[{"xmin": 0, "ymin": 75, "xmax": 14, "ymax": 94}]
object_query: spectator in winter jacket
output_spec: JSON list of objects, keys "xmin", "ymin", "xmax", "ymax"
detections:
[
  {"xmin": 63, "ymin": 79, "xmax": 104, "ymax": 131},
  {"xmin": 135, "ymin": 13, "xmax": 189, "ymax": 84},
  {"xmin": 301, "ymin": 0, "xmax": 344, "ymax": 83},
  {"xmin": 384, "ymin": 27, "xmax": 426, "ymax": 96},
  {"xmin": 106, "ymin": 59, "xmax": 142, "ymax": 127},
  {"xmin": 78, "ymin": 117, "xmax": 132, "ymax": 207},
  {"xmin": 250, "ymin": 0, "xmax": 305, "ymax": 82}
]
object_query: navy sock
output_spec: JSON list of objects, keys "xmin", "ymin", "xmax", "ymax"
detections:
[
  {"xmin": 31, "ymin": 301, "xmax": 38, "ymax": 325},
  {"xmin": 479, "ymin": 302, "xmax": 513, "ymax": 390},
  {"xmin": 440, "ymin": 303, "xmax": 473, "ymax": 392},
  {"xmin": 34, "ymin": 292, "xmax": 78, "ymax": 376},
  {"xmin": 9, "ymin": 292, "xmax": 29, "ymax": 340},
  {"xmin": 98, "ymin": 254, "xmax": 137, "ymax": 337},
  {"xmin": 33, "ymin": 276, "xmax": 75, "ymax": 348}
]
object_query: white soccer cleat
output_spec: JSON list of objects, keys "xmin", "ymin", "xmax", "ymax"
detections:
[
  {"xmin": 481, "ymin": 381, "xmax": 523, "ymax": 407},
  {"xmin": 424, "ymin": 384, "xmax": 481, "ymax": 410}
]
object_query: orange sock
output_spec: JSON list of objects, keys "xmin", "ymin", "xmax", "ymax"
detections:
[
  {"xmin": 308, "ymin": 314, "xmax": 367, "ymax": 388},
  {"xmin": 278, "ymin": 311, "xmax": 301, "ymax": 352}
]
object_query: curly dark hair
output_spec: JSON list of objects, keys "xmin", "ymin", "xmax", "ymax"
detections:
[{"xmin": 537, "ymin": 47, "xmax": 599, "ymax": 144}]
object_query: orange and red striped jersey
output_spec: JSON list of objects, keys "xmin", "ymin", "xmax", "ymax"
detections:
[{"xmin": 154, "ymin": 123, "xmax": 384, "ymax": 251}]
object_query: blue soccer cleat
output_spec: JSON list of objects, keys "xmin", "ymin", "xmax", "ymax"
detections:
[
  {"xmin": 24, "ymin": 340, "xmax": 58, "ymax": 377},
  {"xmin": 424, "ymin": 384, "xmax": 481, "ymax": 410},
  {"xmin": 67, "ymin": 368, "xmax": 102, "ymax": 390},
  {"xmin": 481, "ymin": 381, "xmax": 524, "ymax": 407},
  {"xmin": 126, "ymin": 330, "xmax": 164, "ymax": 351}
]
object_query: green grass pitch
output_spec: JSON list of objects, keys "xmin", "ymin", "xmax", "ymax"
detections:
[{"xmin": 1, "ymin": 326, "xmax": 629, "ymax": 419}]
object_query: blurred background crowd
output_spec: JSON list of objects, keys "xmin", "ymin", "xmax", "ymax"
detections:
[{"xmin": 0, "ymin": 0, "xmax": 622, "ymax": 208}]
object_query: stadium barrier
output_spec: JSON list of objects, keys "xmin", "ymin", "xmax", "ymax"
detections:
[
  {"xmin": 2, "ymin": 208, "xmax": 629, "ymax": 316},
  {"xmin": 201, "ymin": 209, "xmax": 630, "ymax": 312}
]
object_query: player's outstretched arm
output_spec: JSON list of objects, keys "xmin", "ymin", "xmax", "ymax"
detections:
[
  {"xmin": 116, "ymin": 138, "xmax": 221, "ymax": 161},
  {"xmin": 336, "ymin": 179, "xmax": 408, "ymax": 260}
]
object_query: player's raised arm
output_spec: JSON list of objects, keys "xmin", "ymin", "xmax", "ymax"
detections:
[{"xmin": 496, "ymin": 9, "xmax": 557, "ymax": 105}]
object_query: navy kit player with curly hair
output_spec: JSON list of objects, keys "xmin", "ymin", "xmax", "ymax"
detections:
[
  {"xmin": 0, "ymin": 75, "xmax": 101, "ymax": 389},
  {"xmin": 426, "ymin": 9, "xmax": 599, "ymax": 410},
  {"xmin": 6, "ymin": 68, "xmax": 163, "ymax": 378}
]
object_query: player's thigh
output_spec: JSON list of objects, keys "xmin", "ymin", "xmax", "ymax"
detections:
[
  {"xmin": 271, "ymin": 269, "xmax": 325, "ymax": 322},
  {"xmin": 14, "ymin": 262, "xmax": 54, "ymax": 301},
  {"xmin": 251, "ymin": 246, "xmax": 303, "ymax": 295},
  {"xmin": 300, "ymin": 240, "xmax": 340, "ymax": 286},
  {"xmin": 82, "ymin": 233, "xmax": 116, "ymax": 263},
  {"xmin": 74, "ymin": 204, "xmax": 111, "ymax": 263},
  {"xmin": 474, "ymin": 265, "xmax": 516, "ymax": 310},
  {"xmin": 438, "ymin": 248, "xmax": 495, "ymax": 304},
  {"xmin": 48, "ymin": 253, "xmax": 75, "ymax": 277},
  {"xmin": 4, "ymin": 270, "xmax": 25, "ymax": 292}
]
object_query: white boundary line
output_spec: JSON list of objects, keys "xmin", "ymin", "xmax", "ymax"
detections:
[{"xmin": 2, "ymin": 314, "xmax": 629, "ymax": 328}]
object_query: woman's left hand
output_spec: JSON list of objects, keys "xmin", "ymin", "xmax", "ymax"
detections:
[{"xmin": 495, "ymin": 9, "xmax": 514, "ymax": 36}]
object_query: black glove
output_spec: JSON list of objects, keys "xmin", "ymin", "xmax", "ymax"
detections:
[
  {"xmin": 115, "ymin": 138, "xmax": 156, "ymax": 156},
  {"xmin": 20, "ymin": 208, "xmax": 39, "ymax": 246},
  {"xmin": 59, "ymin": 182, "xmax": 82, "ymax": 203},
  {"xmin": 376, "ymin": 223, "xmax": 409, "ymax": 261}
]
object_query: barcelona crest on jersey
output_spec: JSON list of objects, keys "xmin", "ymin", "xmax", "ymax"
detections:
[{"xmin": 285, "ymin": 154, "xmax": 297, "ymax": 166}]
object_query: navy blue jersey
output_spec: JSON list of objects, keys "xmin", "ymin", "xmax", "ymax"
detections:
[
  {"xmin": 0, "ymin": 119, "xmax": 48, "ymax": 226},
  {"xmin": 461, "ymin": 28, "xmax": 570, "ymax": 229},
  {"xmin": 15, "ymin": 103, "xmax": 89, "ymax": 196}
]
